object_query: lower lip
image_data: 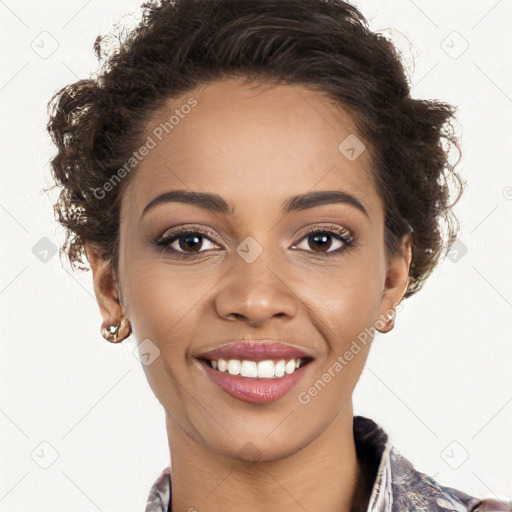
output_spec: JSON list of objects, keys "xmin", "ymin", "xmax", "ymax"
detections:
[{"xmin": 198, "ymin": 360, "xmax": 310, "ymax": 404}]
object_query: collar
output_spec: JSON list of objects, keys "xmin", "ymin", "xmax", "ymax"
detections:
[{"xmin": 145, "ymin": 416, "xmax": 505, "ymax": 512}]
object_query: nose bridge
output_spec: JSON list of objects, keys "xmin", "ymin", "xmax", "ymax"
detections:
[{"xmin": 213, "ymin": 238, "xmax": 299, "ymax": 325}]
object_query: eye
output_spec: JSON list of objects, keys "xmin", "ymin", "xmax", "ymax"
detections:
[
  {"xmin": 155, "ymin": 226, "xmax": 221, "ymax": 255},
  {"xmin": 291, "ymin": 224, "xmax": 356, "ymax": 256},
  {"xmin": 153, "ymin": 223, "xmax": 357, "ymax": 258}
]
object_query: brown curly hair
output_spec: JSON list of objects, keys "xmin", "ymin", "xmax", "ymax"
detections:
[{"xmin": 46, "ymin": 0, "xmax": 463, "ymax": 299}]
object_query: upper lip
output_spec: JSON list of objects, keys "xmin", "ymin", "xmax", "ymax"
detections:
[{"xmin": 195, "ymin": 340, "xmax": 315, "ymax": 361}]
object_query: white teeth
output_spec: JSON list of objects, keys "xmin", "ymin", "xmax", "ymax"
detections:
[
  {"xmin": 227, "ymin": 359, "xmax": 241, "ymax": 375},
  {"xmin": 285, "ymin": 359, "xmax": 296, "ymax": 374},
  {"xmin": 257, "ymin": 360, "xmax": 275, "ymax": 378},
  {"xmin": 274, "ymin": 360, "xmax": 285, "ymax": 377},
  {"xmin": 210, "ymin": 358, "xmax": 303, "ymax": 378},
  {"xmin": 240, "ymin": 360, "xmax": 258, "ymax": 378}
]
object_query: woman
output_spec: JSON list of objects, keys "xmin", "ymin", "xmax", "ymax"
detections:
[{"xmin": 46, "ymin": 0, "xmax": 511, "ymax": 510}]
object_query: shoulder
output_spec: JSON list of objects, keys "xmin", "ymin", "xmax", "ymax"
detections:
[
  {"xmin": 145, "ymin": 466, "xmax": 171, "ymax": 512},
  {"xmin": 388, "ymin": 446, "xmax": 512, "ymax": 512},
  {"xmin": 353, "ymin": 416, "xmax": 511, "ymax": 512}
]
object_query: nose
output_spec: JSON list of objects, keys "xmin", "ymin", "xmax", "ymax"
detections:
[{"xmin": 213, "ymin": 252, "xmax": 299, "ymax": 328}]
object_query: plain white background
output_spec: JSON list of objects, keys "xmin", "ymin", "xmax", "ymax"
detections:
[{"xmin": 1, "ymin": 0, "xmax": 511, "ymax": 510}]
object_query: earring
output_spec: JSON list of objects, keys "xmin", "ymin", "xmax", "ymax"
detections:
[
  {"xmin": 101, "ymin": 317, "xmax": 131, "ymax": 343},
  {"xmin": 376, "ymin": 310, "xmax": 395, "ymax": 334}
]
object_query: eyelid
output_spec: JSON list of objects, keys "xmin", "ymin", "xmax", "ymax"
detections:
[
  {"xmin": 293, "ymin": 223, "xmax": 355, "ymax": 243},
  {"xmin": 156, "ymin": 224, "xmax": 221, "ymax": 242}
]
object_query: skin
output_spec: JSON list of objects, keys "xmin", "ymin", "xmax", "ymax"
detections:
[{"xmin": 86, "ymin": 77, "xmax": 412, "ymax": 512}]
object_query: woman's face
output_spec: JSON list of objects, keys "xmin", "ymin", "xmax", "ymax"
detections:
[{"xmin": 109, "ymin": 77, "xmax": 410, "ymax": 461}]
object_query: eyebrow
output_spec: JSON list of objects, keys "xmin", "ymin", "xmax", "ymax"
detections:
[{"xmin": 140, "ymin": 189, "xmax": 369, "ymax": 220}]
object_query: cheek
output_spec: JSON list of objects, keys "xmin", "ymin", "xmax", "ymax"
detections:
[
  {"xmin": 295, "ymin": 270, "xmax": 379, "ymax": 414},
  {"xmin": 121, "ymin": 253, "xmax": 214, "ymax": 342},
  {"xmin": 302, "ymin": 256, "xmax": 384, "ymax": 338},
  {"xmin": 122, "ymin": 260, "xmax": 208, "ymax": 411}
]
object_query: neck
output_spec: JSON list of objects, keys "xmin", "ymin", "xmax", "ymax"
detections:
[{"xmin": 165, "ymin": 405, "xmax": 371, "ymax": 512}]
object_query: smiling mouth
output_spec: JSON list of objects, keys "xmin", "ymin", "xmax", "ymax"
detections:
[{"xmin": 198, "ymin": 356, "xmax": 314, "ymax": 379}]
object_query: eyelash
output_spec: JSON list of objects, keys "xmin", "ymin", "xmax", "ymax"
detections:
[{"xmin": 154, "ymin": 224, "xmax": 357, "ymax": 259}]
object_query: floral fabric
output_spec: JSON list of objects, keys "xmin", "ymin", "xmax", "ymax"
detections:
[{"xmin": 145, "ymin": 416, "xmax": 511, "ymax": 512}]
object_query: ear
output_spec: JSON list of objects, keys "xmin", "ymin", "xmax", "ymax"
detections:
[
  {"xmin": 376, "ymin": 233, "xmax": 412, "ymax": 334},
  {"xmin": 85, "ymin": 243, "xmax": 126, "ymax": 333}
]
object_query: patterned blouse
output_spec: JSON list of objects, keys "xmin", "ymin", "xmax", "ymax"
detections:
[{"xmin": 145, "ymin": 415, "xmax": 511, "ymax": 512}]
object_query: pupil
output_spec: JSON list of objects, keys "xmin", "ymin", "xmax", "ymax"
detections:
[
  {"xmin": 309, "ymin": 233, "xmax": 331, "ymax": 252},
  {"xmin": 179, "ymin": 235, "xmax": 202, "ymax": 252}
]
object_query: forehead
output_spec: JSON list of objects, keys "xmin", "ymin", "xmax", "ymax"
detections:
[{"xmin": 122, "ymin": 77, "xmax": 382, "ymax": 220}]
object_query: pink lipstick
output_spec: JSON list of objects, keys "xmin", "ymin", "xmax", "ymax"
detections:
[{"xmin": 195, "ymin": 341, "xmax": 314, "ymax": 403}]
